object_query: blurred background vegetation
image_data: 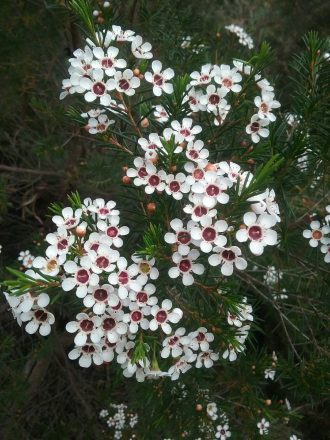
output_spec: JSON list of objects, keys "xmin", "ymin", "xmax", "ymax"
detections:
[{"xmin": 0, "ymin": 1, "xmax": 329, "ymax": 439}]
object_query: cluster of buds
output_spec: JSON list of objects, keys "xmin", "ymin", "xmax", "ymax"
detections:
[{"xmin": 225, "ymin": 24, "xmax": 254, "ymax": 50}]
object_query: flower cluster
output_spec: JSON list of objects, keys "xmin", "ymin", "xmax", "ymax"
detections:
[
  {"xmin": 60, "ymin": 25, "xmax": 174, "ymax": 122},
  {"xmin": 18, "ymin": 250, "xmax": 35, "ymax": 269},
  {"xmin": 3, "ymin": 196, "xmax": 218, "ymax": 381},
  {"xmin": 99, "ymin": 403, "xmax": 138, "ymax": 440},
  {"xmin": 303, "ymin": 206, "xmax": 330, "ymax": 263},
  {"xmin": 225, "ymin": 24, "xmax": 254, "ymax": 49},
  {"xmin": 264, "ymin": 351, "xmax": 278, "ymax": 381},
  {"xmin": 127, "ymin": 119, "xmax": 281, "ymax": 290}
]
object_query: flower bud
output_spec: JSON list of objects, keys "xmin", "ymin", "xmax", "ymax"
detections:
[
  {"xmin": 139, "ymin": 73, "xmax": 144, "ymax": 80},
  {"xmin": 146, "ymin": 202, "xmax": 156, "ymax": 214},
  {"xmin": 75, "ymin": 224, "xmax": 86, "ymax": 237},
  {"xmin": 265, "ymin": 399, "xmax": 272, "ymax": 406},
  {"xmin": 141, "ymin": 118, "xmax": 149, "ymax": 128},
  {"xmin": 195, "ymin": 404, "xmax": 203, "ymax": 411},
  {"xmin": 133, "ymin": 68, "xmax": 140, "ymax": 76},
  {"xmin": 122, "ymin": 176, "xmax": 131, "ymax": 185}
]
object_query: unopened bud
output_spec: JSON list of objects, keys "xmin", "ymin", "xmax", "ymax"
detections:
[
  {"xmin": 122, "ymin": 176, "xmax": 131, "ymax": 185},
  {"xmin": 141, "ymin": 117, "xmax": 149, "ymax": 128},
  {"xmin": 75, "ymin": 225, "xmax": 86, "ymax": 237},
  {"xmin": 265, "ymin": 399, "xmax": 272, "ymax": 406},
  {"xmin": 216, "ymin": 32, "xmax": 221, "ymax": 38},
  {"xmin": 195, "ymin": 404, "xmax": 203, "ymax": 411},
  {"xmin": 204, "ymin": 163, "xmax": 217, "ymax": 171},
  {"xmin": 139, "ymin": 73, "xmax": 144, "ymax": 80},
  {"xmin": 97, "ymin": 16, "xmax": 104, "ymax": 25},
  {"xmin": 146, "ymin": 202, "xmax": 156, "ymax": 214},
  {"xmin": 133, "ymin": 68, "xmax": 140, "ymax": 76},
  {"xmin": 122, "ymin": 165, "xmax": 128, "ymax": 172},
  {"xmin": 170, "ymin": 165, "xmax": 177, "ymax": 173}
]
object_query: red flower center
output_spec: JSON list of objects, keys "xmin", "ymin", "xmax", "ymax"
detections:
[
  {"xmin": 34, "ymin": 310, "xmax": 48, "ymax": 322},
  {"xmin": 177, "ymin": 231, "xmax": 191, "ymax": 244},
  {"xmin": 248, "ymin": 225, "xmax": 263, "ymax": 240},
  {"xmin": 209, "ymin": 94, "xmax": 220, "ymax": 105},
  {"xmin": 96, "ymin": 256, "xmax": 110, "ymax": 269},
  {"xmin": 156, "ymin": 310, "xmax": 167, "ymax": 323},
  {"xmin": 101, "ymin": 58, "xmax": 113, "ymax": 68},
  {"xmin": 94, "ymin": 288, "xmax": 108, "ymax": 302},
  {"xmin": 118, "ymin": 79, "xmax": 130, "ymax": 90},
  {"xmin": 148, "ymin": 175, "xmax": 160, "ymax": 186},
  {"xmin": 222, "ymin": 78, "xmax": 233, "ymax": 88},
  {"xmin": 193, "ymin": 169, "xmax": 204, "ymax": 180},
  {"xmin": 92, "ymin": 82, "xmax": 106, "ymax": 96},
  {"xmin": 57, "ymin": 238, "xmax": 68, "ymax": 250},
  {"xmin": 179, "ymin": 259, "xmax": 192, "ymax": 272},
  {"xmin": 76, "ymin": 269, "xmax": 90, "ymax": 284},
  {"xmin": 153, "ymin": 74, "xmax": 163, "ymax": 86},
  {"xmin": 138, "ymin": 167, "xmax": 148, "ymax": 178},
  {"xmin": 80, "ymin": 319, "xmax": 94, "ymax": 332},
  {"xmin": 136, "ymin": 291, "xmax": 148, "ymax": 303},
  {"xmin": 206, "ymin": 184, "xmax": 219, "ymax": 196},
  {"xmin": 103, "ymin": 317, "xmax": 116, "ymax": 330},
  {"xmin": 222, "ymin": 249, "xmax": 235, "ymax": 261},
  {"xmin": 107, "ymin": 226, "xmax": 118, "ymax": 238},
  {"xmin": 131, "ymin": 311, "xmax": 142, "ymax": 322},
  {"xmin": 169, "ymin": 181, "xmax": 180, "ymax": 192},
  {"xmin": 118, "ymin": 271, "xmax": 129, "ymax": 285},
  {"xmin": 82, "ymin": 344, "xmax": 95, "ymax": 353},
  {"xmin": 194, "ymin": 206, "xmax": 207, "ymax": 217},
  {"xmin": 251, "ymin": 122, "xmax": 260, "ymax": 132},
  {"xmin": 99, "ymin": 207, "xmax": 110, "ymax": 215},
  {"xmin": 202, "ymin": 227, "xmax": 216, "ymax": 242},
  {"xmin": 180, "ymin": 128, "xmax": 191, "ymax": 137},
  {"xmin": 188, "ymin": 149, "xmax": 199, "ymax": 159},
  {"xmin": 196, "ymin": 332, "xmax": 205, "ymax": 341},
  {"xmin": 169, "ymin": 336, "xmax": 179, "ymax": 346},
  {"xmin": 312, "ymin": 230, "xmax": 322, "ymax": 240}
]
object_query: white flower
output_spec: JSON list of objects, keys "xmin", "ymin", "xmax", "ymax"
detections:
[
  {"xmin": 138, "ymin": 133, "xmax": 162, "ymax": 159},
  {"xmin": 86, "ymin": 113, "xmax": 115, "ymax": 134},
  {"xmin": 86, "ymin": 244, "xmax": 120, "ymax": 274},
  {"xmin": 171, "ymin": 118, "xmax": 202, "ymax": 143},
  {"xmin": 108, "ymin": 257, "xmax": 141, "ymax": 299},
  {"xmin": 165, "ymin": 173, "xmax": 191, "ymax": 200},
  {"xmin": 123, "ymin": 304, "xmax": 150, "ymax": 333},
  {"xmin": 153, "ymin": 105, "xmax": 169, "ymax": 123},
  {"xmin": 164, "ymin": 218, "xmax": 196, "ymax": 256},
  {"xmin": 97, "ymin": 218, "xmax": 129, "ymax": 248},
  {"xmin": 169, "ymin": 249, "xmax": 204, "ymax": 286},
  {"xmin": 79, "ymin": 68, "xmax": 114, "ymax": 105},
  {"xmin": 107, "ymin": 69, "xmax": 140, "ymax": 96},
  {"xmin": 254, "ymin": 92, "xmax": 280, "ymax": 121},
  {"xmin": 185, "ymin": 139, "xmax": 209, "ymax": 163},
  {"xmin": 149, "ymin": 299, "xmax": 182, "ymax": 334},
  {"xmin": 206, "ymin": 402, "xmax": 218, "ymax": 419},
  {"xmin": 68, "ymin": 343, "xmax": 103, "ymax": 368},
  {"xmin": 129, "ymin": 283, "xmax": 158, "ymax": 307},
  {"xmin": 66, "ymin": 312, "xmax": 103, "ymax": 345},
  {"xmin": 249, "ymin": 188, "xmax": 281, "ymax": 222},
  {"xmin": 83, "ymin": 284, "xmax": 119, "ymax": 315},
  {"xmin": 246, "ymin": 114, "xmax": 270, "ymax": 143},
  {"xmin": 52, "ymin": 207, "xmax": 82, "ymax": 229},
  {"xmin": 86, "ymin": 198, "xmax": 119, "ymax": 219},
  {"xmin": 21, "ymin": 307, "xmax": 55, "ymax": 336},
  {"xmin": 33, "ymin": 251, "xmax": 66, "ymax": 277},
  {"xmin": 131, "ymin": 255, "xmax": 159, "ymax": 284},
  {"xmin": 303, "ymin": 220, "xmax": 330, "ymax": 247},
  {"xmin": 18, "ymin": 250, "xmax": 35, "ymax": 268},
  {"xmin": 290, "ymin": 435, "xmax": 301, "ymax": 440},
  {"xmin": 91, "ymin": 46, "xmax": 127, "ymax": 76},
  {"xmin": 191, "ymin": 172, "xmax": 231, "ymax": 208},
  {"xmin": 131, "ymin": 35, "xmax": 153, "ymax": 59},
  {"xmin": 321, "ymin": 242, "xmax": 330, "ymax": 263},
  {"xmin": 183, "ymin": 199, "xmax": 217, "ymax": 224},
  {"xmin": 216, "ymin": 423, "xmax": 232, "ymax": 439},
  {"xmin": 101, "ymin": 314, "xmax": 128, "ymax": 343},
  {"xmin": 225, "ymin": 25, "xmax": 254, "ymax": 49},
  {"xmin": 62, "ymin": 259, "xmax": 99, "ymax": 298},
  {"xmin": 236, "ymin": 212, "xmax": 278, "ymax": 255},
  {"xmin": 190, "ymin": 64, "xmax": 215, "ymax": 85},
  {"xmin": 190, "ymin": 327, "xmax": 214, "ymax": 352},
  {"xmin": 168, "ymin": 357, "xmax": 192, "ymax": 380},
  {"xmin": 46, "ymin": 227, "xmax": 75, "ymax": 255},
  {"xmin": 222, "ymin": 344, "xmax": 239, "ymax": 362},
  {"xmin": 110, "ymin": 25, "xmax": 136, "ymax": 42},
  {"xmin": 233, "ymin": 60, "xmax": 252, "ymax": 75},
  {"xmin": 184, "ymin": 86, "xmax": 206, "ymax": 112},
  {"xmin": 145, "ymin": 60, "xmax": 174, "ymax": 96},
  {"xmin": 213, "ymin": 64, "xmax": 242, "ymax": 93},
  {"xmin": 199, "ymin": 84, "xmax": 228, "ymax": 112},
  {"xmin": 191, "ymin": 218, "xmax": 228, "ymax": 253},
  {"xmin": 264, "ymin": 368, "xmax": 276, "ymax": 380},
  {"xmin": 209, "ymin": 244, "xmax": 247, "ymax": 275},
  {"xmin": 161, "ymin": 327, "xmax": 191, "ymax": 358},
  {"xmin": 257, "ymin": 418, "xmax": 270, "ymax": 435},
  {"xmin": 196, "ymin": 350, "xmax": 219, "ymax": 368}
]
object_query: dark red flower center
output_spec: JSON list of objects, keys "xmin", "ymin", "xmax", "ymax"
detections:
[
  {"xmin": 156, "ymin": 310, "xmax": 167, "ymax": 323},
  {"xmin": 197, "ymin": 332, "xmax": 205, "ymax": 341},
  {"xmin": 138, "ymin": 167, "xmax": 148, "ymax": 178},
  {"xmin": 101, "ymin": 58, "xmax": 113, "ymax": 68},
  {"xmin": 209, "ymin": 94, "xmax": 220, "ymax": 105},
  {"xmin": 82, "ymin": 344, "xmax": 95, "ymax": 353},
  {"xmin": 148, "ymin": 174, "xmax": 160, "ymax": 186},
  {"xmin": 103, "ymin": 317, "xmax": 116, "ymax": 330},
  {"xmin": 202, "ymin": 227, "xmax": 216, "ymax": 242},
  {"xmin": 118, "ymin": 271, "xmax": 129, "ymax": 285},
  {"xmin": 34, "ymin": 309, "xmax": 48, "ymax": 322},
  {"xmin": 136, "ymin": 291, "xmax": 148, "ymax": 303},
  {"xmin": 179, "ymin": 259, "xmax": 192, "ymax": 272},
  {"xmin": 188, "ymin": 149, "xmax": 199, "ymax": 159},
  {"xmin": 131, "ymin": 311, "xmax": 142, "ymax": 322},
  {"xmin": 194, "ymin": 206, "xmax": 207, "ymax": 217},
  {"xmin": 206, "ymin": 184, "xmax": 219, "ymax": 196},
  {"xmin": 153, "ymin": 74, "xmax": 164, "ymax": 86},
  {"xmin": 107, "ymin": 226, "xmax": 118, "ymax": 238},
  {"xmin": 222, "ymin": 249, "xmax": 235, "ymax": 261},
  {"xmin": 57, "ymin": 238, "xmax": 68, "ymax": 250},
  {"xmin": 222, "ymin": 78, "xmax": 233, "ymax": 88},
  {"xmin": 193, "ymin": 169, "xmax": 204, "ymax": 180},
  {"xmin": 94, "ymin": 288, "xmax": 108, "ymax": 302},
  {"xmin": 92, "ymin": 82, "xmax": 106, "ymax": 96},
  {"xmin": 180, "ymin": 128, "xmax": 191, "ymax": 137},
  {"xmin": 76, "ymin": 269, "xmax": 89, "ymax": 284},
  {"xmin": 169, "ymin": 181, "xmax": 180, "ymax": 192},
  {"xmin": 169, "ymin": 336, "xmax": 179, "ymax": 346},
  {"xmin": 99, "ymin": 207, "xmax": 110, "ymax": 215},
  {"xmin": 248, "ymin": 225, "xmax": 262, "ymax": 240},
  {"xmin": 80, "ymin": 319, "xmax": 94, "ymax": 332},
  {"xmin": 177, "ymin": 231, "xmax": 191, "ymax": 244},
  {"xmin": 96, "ymin": 256, "xmax": 109, "ymax": 269},
  {"xmin": 118, "ymin": 79, "xmax": 130, "ymax": 90},
  {"xmin": 251, "ymin": 122, "xmax": 260, "ymax": 132}
]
